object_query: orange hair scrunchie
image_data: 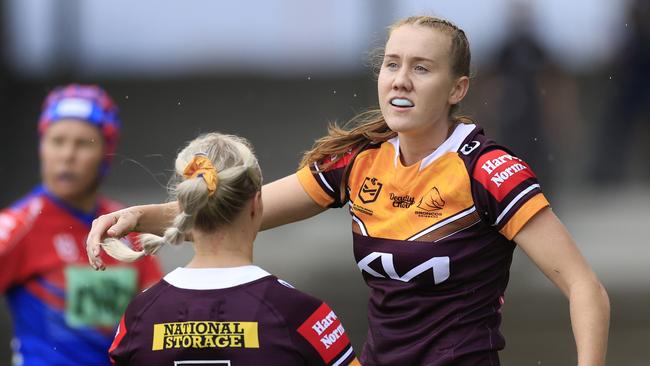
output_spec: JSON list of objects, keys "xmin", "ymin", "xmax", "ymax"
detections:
[{"xmin": 182, "ymin": 154, "xmax": 218, "ymax": 197}]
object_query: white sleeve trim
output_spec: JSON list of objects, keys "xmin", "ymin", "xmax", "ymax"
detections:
[{"xmin": 494, "ymin": 184, "xmax": 541, "ymax": 225}]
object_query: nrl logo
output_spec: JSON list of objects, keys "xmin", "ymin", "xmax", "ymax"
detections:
[
  {"xmin": 358, "ymin": 177, "xmax": 383, "ymax": 204},
  {"xmin": 417, "ymin": 187, "xmax": 445, "ymax": 211}
]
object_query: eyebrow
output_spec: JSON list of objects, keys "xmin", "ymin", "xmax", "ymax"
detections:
[{"xmin": 384, "ymin": 54, "xmax": 436, "ymax": 64}]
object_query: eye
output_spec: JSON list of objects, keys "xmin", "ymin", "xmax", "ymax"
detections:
[
  {"xmin": 414, "ymin": 65, "xmax": 429, "ymax": 73},
  {"xmin": 78, "ymin": 138, "xmax": 97, "ymax": 148},
  {"xmin": 384, "ymin": 61, "xmax": 399, "ymax": 71},
  {"xmin": 49, "ymin": 136, "xmax": 65, "ymax": 147}
]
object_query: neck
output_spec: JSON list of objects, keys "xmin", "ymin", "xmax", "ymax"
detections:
[
  {"xmin": 44, "ymin": 185, "xmax": 98, "ymax": 213},
  {"xmin": 398, "ymin": 119, "xmax": 456, "ymax": 166},
  {"xmin": 186, "ymin": 227, "xmax": 255, "ymax": 268}
]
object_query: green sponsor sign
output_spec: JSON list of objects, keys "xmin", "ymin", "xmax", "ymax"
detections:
[{"xmin": 65, "ymin": 266, "xmax": 137, "ymax": 328}]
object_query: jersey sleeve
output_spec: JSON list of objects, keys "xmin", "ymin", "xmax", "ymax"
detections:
[
  {"xmin": 296, "ymin": 151, "xmax": 356, "ymax": 208},
  {"xmin": 108, "ymin": 314, "xmax": 131, "ymax": 365},
  {"xmin": 472, "ymin": 149, "xmax": 550, "ymax": 240},
  {"xmin": 0, "ymin": 208, "xmax": 35, "ymax": 291},
  {"xmin": 295, "ymin": 302, "xmax": 359, "ymax": 366}
]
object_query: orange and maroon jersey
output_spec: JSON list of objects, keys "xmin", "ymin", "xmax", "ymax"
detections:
[
  {"xmin": 296, "ymin": 123, "xmax": 549, "ymax": 366},
  {"xmin": 109, "ymin": 266, "xmax": 359, "ymax": 366}
]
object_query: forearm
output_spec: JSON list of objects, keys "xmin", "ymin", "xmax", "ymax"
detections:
[
  {"xmin": 132, "ymin": 202, "xmax": 180, "ymax": 235},
  {"xmin": 569, "ymin": 279, "xmax": 610, "ymax": 366}
]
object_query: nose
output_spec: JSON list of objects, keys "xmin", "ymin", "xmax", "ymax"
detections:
[
  {"xmin": 58, "ymin": 141, "xmax": 77, "ymax": 164},
  {"xmin": 392, "ymin": 66, "xmax": 413, "ymax": 92}
]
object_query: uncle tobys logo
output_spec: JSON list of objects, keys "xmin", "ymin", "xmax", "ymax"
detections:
[{"xmin": 151, "ymin": 321, "xmax": 259, "ymax": 351}]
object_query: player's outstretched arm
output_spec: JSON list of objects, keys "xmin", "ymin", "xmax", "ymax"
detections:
[
  {"xmin": 87, "ymin": 173, "xmax": 325, "ymax": 269},
  {"xmin": 260, "ymin": 173, "xmax": 327, "ymax": 230},
  {"xmin": 514, "ymin": 207, "xmax": 610, "ymax": 366},
  {"xmin": 86, "ymin": 202, "xmax": 179, "ymax": 270}
]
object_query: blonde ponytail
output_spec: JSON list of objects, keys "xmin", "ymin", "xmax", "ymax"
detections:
[{"xmin": 103, "ymin": 133, "xmax": 262, "ymax": 262}]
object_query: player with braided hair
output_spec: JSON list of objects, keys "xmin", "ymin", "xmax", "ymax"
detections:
[{"xmin": 104, "ymin": 133, "xmax": 359, "ymax": 366}]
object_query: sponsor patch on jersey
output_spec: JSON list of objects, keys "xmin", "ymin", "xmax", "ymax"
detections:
[
  {"xmin": 151, "ymin": 321, "xmax": 259, "ymax": 351},
  {"xmin": 474, "ymin": 149, "xmax": 535, "ymax": 201},
  {"xmin": 297, "ymin": 303, "xmax": 350, "ymax": 363},
  {"xmin": 389, "ymin": 193, "xmax": 415, "ymax": 208},
  {"xmin": 65, "ymin": 266, "xmax": 137, "ymax": 327}
]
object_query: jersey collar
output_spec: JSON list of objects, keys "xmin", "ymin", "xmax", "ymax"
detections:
[
  {"xmin": 388, "ymin": 123, "xmax": 477, "ymax": 171},
  {"xmin": 164, "ymin": 266, "xmax": 272, "ymax": 290},
  {"xmin": 37, "ymin": 185, "xmax": 100, "ymax": 226}
]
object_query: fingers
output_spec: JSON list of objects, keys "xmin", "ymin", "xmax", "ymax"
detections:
[
  {"xmin": 86, "ymin": 213, "xmax": 121, "ymax": 270},
  {"xmin": 107, "ymin": 210, "xmax": 138, "ymax": 238},
  {"xmin": 86, "ymin": 208, "xmax": 141, "ymax": 270}
]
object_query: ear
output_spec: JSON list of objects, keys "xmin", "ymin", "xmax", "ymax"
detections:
[
  {"xmin": 448, "ymin": 75, "xmax": 470, "ymax": 106},
  {"xmin": 250, "ymin": 191, "xmax": 263, "ymax": 219}
]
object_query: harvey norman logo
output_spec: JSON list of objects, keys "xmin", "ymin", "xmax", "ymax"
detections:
[
  {"xmin": 310, "ymin": 310, "xmax": 345, "ymax": 349},
  {"xmin": 481, "ymin": 153, "xmax": 528, "ymax": 188},
  {"xmin": 297, "ymin": 303, "xmax": 350, "ymax": 363},
  {"xmin": 151, "ymin": 321, "xmax": 259, "ymax": 351}
]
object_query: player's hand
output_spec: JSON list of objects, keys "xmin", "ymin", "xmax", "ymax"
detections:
[{"xmin": 86, "ymin": 208, "xmax": 141, "ymax": 270}]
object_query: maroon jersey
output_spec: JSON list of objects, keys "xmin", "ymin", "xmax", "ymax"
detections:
[
  {"xmin": 296, "ymin": 124, "xmax": 550, "ymax": 365},
  {"xmin": 109, "ymin": 266, "xmax": 360, "ymax": 366}
]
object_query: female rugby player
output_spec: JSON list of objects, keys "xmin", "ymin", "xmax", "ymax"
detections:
[
  {"xmin": 104, "ymin": 133, "xmax": 359, "ymax": 366},
  {"xmin": 87, "ymin": 16, "xmax": 609, "ymax": 366}
]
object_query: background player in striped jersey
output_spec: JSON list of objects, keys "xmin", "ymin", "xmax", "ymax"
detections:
[
  {"xmin": 87, "ymin": 16, "xmax": 610, "ymax": 366},
  {"xmin": 102, "ymin": 132, "xmax": 359, "ymax": 366},
  {"xmin": 0, "ymin": 84, "xmax": 162, "ymax": 365}
]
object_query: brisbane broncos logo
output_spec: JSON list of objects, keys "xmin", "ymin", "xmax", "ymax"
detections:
[
  {"xmin": 358, "ymin": 177, "xmax": 383, "ymax": 204},
  {"xmin": 417, "ymin": 187, "xmax": 445, "ymax": 211}
]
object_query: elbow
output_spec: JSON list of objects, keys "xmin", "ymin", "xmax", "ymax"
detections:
[
  {"xmin": 581, "ymin": 279, "xmax": 611, "ymax": 318},
  {"xmin": 569, "ymin": 277, "xmax": 611, "ymax": 315},
  {"xmin": 597, "ymin": 281, "xmax": 611, "ymax": 315}
]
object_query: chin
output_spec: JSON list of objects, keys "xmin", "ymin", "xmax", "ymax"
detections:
[
  {"xmin": 49, "ymin": 188, "xmax": 82, "ymax": 201},
  {"xmin": 48, "ymin": 183, "xmax": 96, "ymax": 202},
  {"xmin": 385, "ymin": 118, "xmax": 421, "ymax": 134}
]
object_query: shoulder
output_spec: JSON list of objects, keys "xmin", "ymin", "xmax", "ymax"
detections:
[
  {"xmin": 471, "ymin": 146, "xmax": 538, "ymax": 201},
  {"xmin": 253, "ymin": 277, "xmax": 344, "ymax": 332},
  {"xmin": 0, "ymin": 190, "xmax": 46, "ymax": 254},
  {"xmin": 455, "ymin": 125, "xmax": 499, "ymax": 163},
  {"xmin": 259, "ymin": 277, "xmax": 324, "ymax": 319},
  {"xmin": 260, "ymin": 278, "xmax": 353, "ymax": 364},
  {"xmin": 319, "ymin": 143, "xmax": 382, "ymax": 172},
  {"xmin": 123, "ymin": 280, "xmax": 169, "ymax": 318}
]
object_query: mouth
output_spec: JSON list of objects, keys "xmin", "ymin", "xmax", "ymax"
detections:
[
  {"xmin": 390, "ymin": 97, "xmax": 414, "ymax": 108},
  {"xmin": 55, "ymin": 172, "xmax": 79, "ymax": 184}
]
